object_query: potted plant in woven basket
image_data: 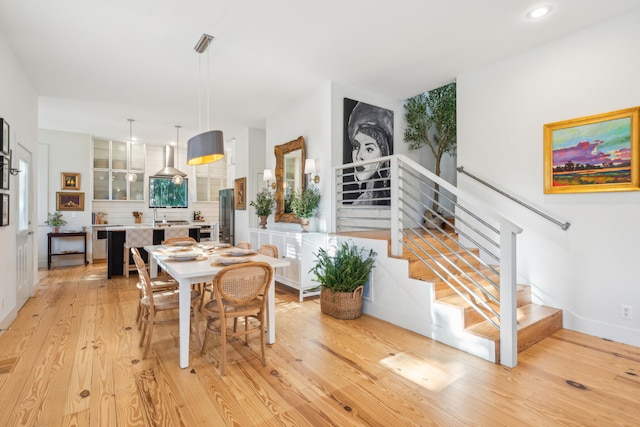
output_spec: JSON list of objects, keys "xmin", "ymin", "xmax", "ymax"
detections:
[
  {"xmin": 250, "ymin": 188, "xmax": 275, "ymax": 229},
  {"xmin": 309, "ymin": 241, "xmax": 377, "ymax": 319}
]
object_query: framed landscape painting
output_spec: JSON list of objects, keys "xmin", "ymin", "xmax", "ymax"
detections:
[{"xmin": 544, "ymin": 107, "xmax": 640, "ymax": 194}]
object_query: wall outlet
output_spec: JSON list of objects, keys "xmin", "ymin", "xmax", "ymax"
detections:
[{"xmin": 621, "ymin": 304, "xmax": 632, "ymax": 319}]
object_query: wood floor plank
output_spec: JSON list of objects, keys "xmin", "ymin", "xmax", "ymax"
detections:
[
  {"xmin": 0, "ymin": 264, "xmax": 639, "ymax": 426},
  {"xmin": 64, "ymin": 278, "xmax": 98, "ymax": 416}
]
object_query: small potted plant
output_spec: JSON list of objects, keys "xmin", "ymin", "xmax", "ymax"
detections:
[
  {"xmin": 250, "ymin": 188, "xmax": 275, "ymax": 229},
  {"xmin": 290, "ymin": 186, "xmax": 321, "ymax": 232},
  {"xmin": 309, "ymin": 241, "xmax": 377, "ymax": 319},
  {"xmin": 45, "ymin": 211, "xmax": 67, "ymax": 233}
]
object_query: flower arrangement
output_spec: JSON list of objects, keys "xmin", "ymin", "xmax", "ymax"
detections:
[
  {"xmin": 249, "ymin": 188, "xmax": 275, "ymax": 217},
  {"xmin": 290, "ymin": 186, "xmax": 321, "ymax": 219}
]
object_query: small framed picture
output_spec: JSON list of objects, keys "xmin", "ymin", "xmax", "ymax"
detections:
[
  {"xmin": 1, "ymin": 118, "xmax": 9, "ymax": 155},
  {"xmin": 56, "ymin": 191, "xmax": 85, "ymax": 211},
  {"xmin": 234, "ymin": 177, "xmax": 246, "ymax": 210},
  {"xmin": 0, "ymin": 155, "xmax": 8, "ymax": 191},
  {"xmin": 61, "ymin": 172, "xmax": 81, "ymax": 190},
  {"xmin": 0, "ymin": 193, "xmax": 8, "ymax": 226}
]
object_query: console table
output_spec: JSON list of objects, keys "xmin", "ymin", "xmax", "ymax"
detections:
[{"xmin": 47, "ymin": 231, "xmax": 88, "ymax": 269}]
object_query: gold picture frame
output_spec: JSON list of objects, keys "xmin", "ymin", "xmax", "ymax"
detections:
[
  {"xmin": 56, "ymin": 192, "xmax": 84, "ymax": 211},
  {"xmin": 234, "ymin": 177, "xmax": 246, "ymax": 210},
  {"xmin": 61, "ymin": 172, "xmax": 81, "ymax": 190},
  {"xmin": 544, "ymin": 106, "xmax": 640, "ymax": 194}
]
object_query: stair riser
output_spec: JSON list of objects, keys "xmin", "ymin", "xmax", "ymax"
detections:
[
  {"xmin": 436, "ymin": 286, "xmax": 532, "ymax": 328},
  {"xmin": 494, "ymin": 310, "xmax": 563, "ymax": 362}
]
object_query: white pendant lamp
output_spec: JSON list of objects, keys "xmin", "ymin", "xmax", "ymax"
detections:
[
  {"xmin": 187, "ymin": 33, "xmax": 224, "ymax": 166},
  {"xmin": 125, "ymin": 118, "xmax": 137, "ymax": 182}
]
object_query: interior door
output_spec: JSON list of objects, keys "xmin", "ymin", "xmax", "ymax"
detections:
[{"xmin": 16, "ymin": 144, "xmax": 33, "ymax": 308}]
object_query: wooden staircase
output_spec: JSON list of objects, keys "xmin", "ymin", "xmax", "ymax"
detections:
[{"xmin": 394, "ymin": 228, "xmax": 562, "ymax": 363}]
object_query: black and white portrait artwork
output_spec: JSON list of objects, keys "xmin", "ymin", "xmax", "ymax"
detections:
[{"xmin": 343, "ymin": 98, "xmax": 394, "ymax": 205}]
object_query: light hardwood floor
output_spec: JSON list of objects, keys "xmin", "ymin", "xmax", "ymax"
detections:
[{"xmin": 0, "ymin": 264, "xmax": 638, "ymax": 426}]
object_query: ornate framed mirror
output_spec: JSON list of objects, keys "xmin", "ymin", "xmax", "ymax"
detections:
[{"xmin": 274, "ymin": 136, "xmax": 305, "ymax": 223}]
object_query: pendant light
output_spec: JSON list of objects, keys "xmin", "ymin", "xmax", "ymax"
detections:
[
  {"xmin": 172, "ymin": 125, "xmax": 184, "ymax": 185},
  {"xmin": 125, "ymin": 118, "xmax": 137, "ymax": 182},
  {"xmin": 187, "ymin": 33, "xmax": 224, "ymax": 166}
]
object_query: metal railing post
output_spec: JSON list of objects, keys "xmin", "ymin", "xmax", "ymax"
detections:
[
  {"xmin": 499, "ymin": 224, "xmax": 518, "ymax": 367},
  {"xmin": 390, "ymin": 156, "xmax": 401, "ymax": 256}
]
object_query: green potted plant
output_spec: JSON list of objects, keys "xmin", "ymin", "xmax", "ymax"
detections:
[
  {"xmin": 404, "ymin": 82, "xmax": 456, "ymax": 229},
  {"xmin": 45, "ymin": 211, "xmax": 67, "ymax": 233},
  {"xmin": 250, "ymin": 188, "xmax": 275, "ymax": 229},
  {"xmin": 309, "ymin": 241, "xmax": 377, "ymax": 319},
  {"xmin": 290, "ymin": 186, "xmax": 321, "ymax": 232}
]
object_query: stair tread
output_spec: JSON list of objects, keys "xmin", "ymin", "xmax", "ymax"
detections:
[{"xmin": 465, "ymin": 304, "xmax": 562, "ymax": 339}]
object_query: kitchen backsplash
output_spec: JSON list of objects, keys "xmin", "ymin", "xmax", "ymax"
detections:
[{"xmin": 91, "ymin": 201, "xmax": 220, "ymax": 226}]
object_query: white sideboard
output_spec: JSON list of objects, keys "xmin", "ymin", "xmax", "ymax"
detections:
[{"xmin": 249, "ymin": 228, "xmax": 329, "ymax": 302}]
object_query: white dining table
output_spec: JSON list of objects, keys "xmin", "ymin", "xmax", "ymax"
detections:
[{"xmin": 145, "ymin": 243, "xmax": 290, "ymax": 368}]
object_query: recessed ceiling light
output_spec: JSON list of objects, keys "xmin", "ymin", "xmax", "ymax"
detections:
[{"xmin": 527, "ymin": 5, "xmax": 552, "ymax": 19}]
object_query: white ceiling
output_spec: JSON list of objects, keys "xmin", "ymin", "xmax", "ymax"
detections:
[{"xmin": 1, "ymin": 0, "xmax": 639, "ymax": 145}]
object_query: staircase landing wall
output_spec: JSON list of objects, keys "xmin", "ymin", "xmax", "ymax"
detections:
[{"xmin": 340, "ymin": 235, "xmax": 498, "ymax": 362}]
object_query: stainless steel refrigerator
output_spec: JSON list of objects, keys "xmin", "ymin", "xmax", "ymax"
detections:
[{"xmin": 219, "ymin": 188, "xmax": 234, "ymax": 245}]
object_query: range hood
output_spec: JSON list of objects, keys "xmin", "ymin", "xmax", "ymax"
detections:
[{"xmin": 154, "ymin": 145, "xmax": 187, "ymax": 177}]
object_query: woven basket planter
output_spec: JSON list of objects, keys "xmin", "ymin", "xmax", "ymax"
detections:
[{"xmin": 320, "ymin": 285, "xmax": 364, "ymax": 320}]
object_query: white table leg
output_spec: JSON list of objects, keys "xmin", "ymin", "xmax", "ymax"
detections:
[
  {"xmin": 267, "ymin": 276, "xmax": 275, "ymax": 344},
  {"xmin": 179, "ymin": 278, "xmax": 191, "ymax": 368},
  {"xmin": 149, "ymin": 256, "xmax": 158, "ymax": 279}
]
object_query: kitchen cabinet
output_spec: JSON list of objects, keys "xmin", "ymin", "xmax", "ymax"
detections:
[
  {"xmin": 93, "ymin": 138, "xmax": 145, "ymax": 201},
  {"xmin": 106, "ymin": 226, "xmax": 200, "ymax": 278},
  {"xmin": 249, "ymin": 228, "xmax": 328, "ymax": 301}
]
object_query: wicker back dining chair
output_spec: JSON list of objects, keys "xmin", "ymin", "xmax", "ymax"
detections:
[
  {"xmin": 130, "ymin": 247, "xmax": 178, "ymax": 328},
  {"xmin": 257, "ymin": 244, "xmax": 278, "ymax": 258},
  {"xmin": 236, "ymin": 241, "xmax": 252, "ymax": 250},
  {"xmin": 200, "ymin": 262, "xmax": 273, "ymax": 376},
  {"xmin": 132, "ymin": 247, "xmax": 202, "ymax": 358},
  {"xmin": 161, "ymin": 236, "xmax": 197, "ymax": 246}
]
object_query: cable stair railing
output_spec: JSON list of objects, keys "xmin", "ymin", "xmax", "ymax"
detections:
[{"xmin": 333, "ymin": 154, "xmax": 523, "ymax": 367}]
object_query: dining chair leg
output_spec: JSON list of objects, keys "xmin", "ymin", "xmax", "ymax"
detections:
[
  {"xmin": 260, "ymin": 311, "xmax": 266, "ymax": 366},
  {"xmin": 142, "ymin": 313, "xmax": 155, "ymax": 358},
  {"xmin": 220, "ymin": 316, "xmax": 228, "ymax": 376},
  {"xmin": 200, "ymin": 323, "xmax": 211, "ymax": 355},
  {"xmin": 244, "ymin": 316, "xmax": 249, "ymax": 344},
  {"xmin": 139, "ymin": 320, "xmax": 147, "ymax": 347},
  {"xmin": 191, "ymin": 301, "xmax": 202, "ymax": 348}
]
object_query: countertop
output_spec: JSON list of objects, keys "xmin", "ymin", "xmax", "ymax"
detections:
[{"xmin": 105, "ymin": 224, "xmax": 193, "ymax": 231}]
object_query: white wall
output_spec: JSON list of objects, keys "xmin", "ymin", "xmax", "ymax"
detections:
[
  {"xmin": 265, "ymin": 82, "xmax": 332, "ymax": 233},
  {"xmin": 233, "ymin": 128, "xmax": 266, "ymax": 243},
  {"xmin": 37, "ymin": 130, "xmax": 92, "ymax": 267},
  {"xmin": 0, "ymin": 30, "xmax": 38, "ymax": 329},
  {"xmin": 457, "ymin": 9, "xmax": 640, "ymax": 346}
]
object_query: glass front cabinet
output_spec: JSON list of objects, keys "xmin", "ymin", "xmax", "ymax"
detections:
[
  {"xmin": 93, "ymin": 138, "xmax": 145, "ymax": 201},
  {"xmin": 195, "ymin": 161, "xmax": 226, "ymax": 202}
]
